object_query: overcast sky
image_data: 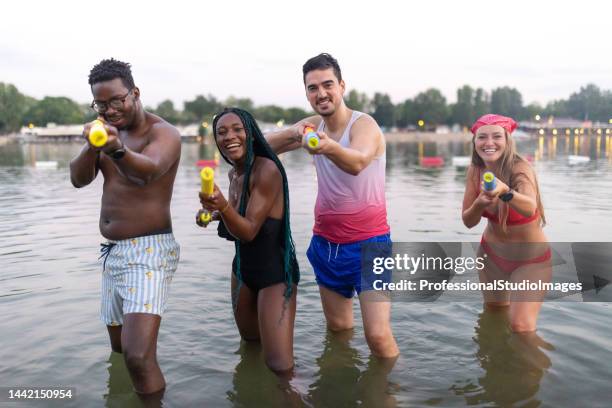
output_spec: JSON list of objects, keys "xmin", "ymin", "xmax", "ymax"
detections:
[{"xmin": 1, "ymin": 0, "xmax": 610, "ymax": 110}]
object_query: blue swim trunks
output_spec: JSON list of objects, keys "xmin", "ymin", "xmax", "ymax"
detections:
[
  {"xmin": 307, "ymin": 233, "xmax": 392, "ymax": 298},
  {"xmin": 99, "ymin": 233, "xmax": 180, "ymax": 326}
]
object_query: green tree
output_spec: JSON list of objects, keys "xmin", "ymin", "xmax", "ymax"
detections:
[
  {"xmin": 80, "ymin": 103, "xmax": 97, "ymax": 122},
  {"xmin": 283, "ymin": 107, "xmax": 310, "ymax": 123},
  {"xmin": 543, "ymin": 99, "xmax": 568, "ymax": 118},
  {"xmin": 224, "ymin": 96, "xmax": 254, "ymax": 112},
  {"xmin": 565, "ymin": 84, "xmax": 612, "ymax": 121},
  {"xmin": 183, "ymin": 94, "xmax": 221, "ymax": 123},
  {"xmin": 23, "ymin": 96, "xmax": 84, "ymax": 126},
  {"xmin": 394, "ymin": 99, "xmax": 415, "ymax": 128},
  {"xmin": 254, "ymin": 105, "xmax": 285, "ymax": 123},
  {"xmin": 490, "ymin": 87, "xmax": 523, "ymax": 119},
  {"xmin": 449, "ymin": 85, "xmax": 490, "ymax": 126},
  {"xmin": 601, "ymin": 90, "xmax": 612, "ymax": 122},
  {"xmin": 473, "ymin": 88, "xmax": 490, "ymax": 119},
  {"xmin": 450, "ymin": 85, "xmax": 474, "ymax": 126},
  {"xmin": 523, "ymin": 102, "xmax": 543, "ymax": 121},
  {"xmin": 0, "ymin": 83, "xmax": 30, "ymax": 133},
  {"xmin": 371, "ymin": 92, "xmax": 395, "ymax": 128},
  {"xmin": 154, "ymin": 99, "xmax": 181, "ymax": 124},
  {"xmin": 412, "ymin": 88, "xmax": 448, "ymax": 125},
  {"xmin": 345, "ymin": 89, "xmax": 370, "ymax": 112}
]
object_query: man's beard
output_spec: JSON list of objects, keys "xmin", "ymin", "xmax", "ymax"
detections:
[{"xmin": 316, "ymin": 105, "xmax": 335, "ymax": 117}]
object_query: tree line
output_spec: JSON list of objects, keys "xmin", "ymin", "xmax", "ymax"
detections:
[
  {"xmin": 358, "ymin": 84, "xmax": 612, "ymax": 129},
  {"xmin": 1, "ymin": 81, "xmax": 611, "ymax": 134}
]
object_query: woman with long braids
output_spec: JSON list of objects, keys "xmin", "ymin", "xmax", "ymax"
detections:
[
  {"xmin": 197, "ymin": 107, "xmax": 299, "ymax": 374},
  {"xmin": 462, "ymin": 114, "xmax": 551, "ymax": 333}
]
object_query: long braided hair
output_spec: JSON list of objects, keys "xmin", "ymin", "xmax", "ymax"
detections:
[{"xmin": 212, "ymin": 107, "xmax": 299, "ymax": 301}]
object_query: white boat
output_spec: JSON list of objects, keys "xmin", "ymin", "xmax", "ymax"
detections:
[
  {"xmin": 568, "ymin": 155, "xmax": 590, "ymax": 165},
  {"xmin": 35, "ymin": 161, "xmax": 58, "ymax": 168},
  {"xmin": 452, "ymin": 156, "xmax": 471, "ymax": 167}
]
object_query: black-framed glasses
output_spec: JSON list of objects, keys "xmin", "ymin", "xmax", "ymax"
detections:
[{"xmin": 90, "ymin": 89, "xmax": 133, "ymax": 113}]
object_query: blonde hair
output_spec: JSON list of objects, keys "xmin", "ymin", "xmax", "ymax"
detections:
[{"xmin": 471, "ymin": 129, "xmax": 546, "ymax": 232}]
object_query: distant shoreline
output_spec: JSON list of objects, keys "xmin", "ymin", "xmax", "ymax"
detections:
[
  {"xmin": 385, "ymin": 131, "xmax": 472, "ymax": 143},
  {"xmin": 2, "ymin": 131, "xmax": 475, "ymax": 144}
]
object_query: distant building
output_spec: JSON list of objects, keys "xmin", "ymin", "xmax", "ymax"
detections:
[
  {"xmin": 18, "ymin": 121, "xmax": 283, "ymax": 142},
  {"xmin": 519, "ymin": 117, "xmax": 611, "ymax": 131}
]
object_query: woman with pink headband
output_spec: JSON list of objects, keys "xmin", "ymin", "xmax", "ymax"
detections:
[{"xmin": 462, "ymin": 114, "xmax": 551, "ymax": 332}]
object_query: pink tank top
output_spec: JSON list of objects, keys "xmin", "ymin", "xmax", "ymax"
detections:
[{"xmin": 312, "ymin": 111, "xmax": 390, "ymax": 243}]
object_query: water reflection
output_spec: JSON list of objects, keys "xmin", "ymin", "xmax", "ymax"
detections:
[
  {"xmin": 0, "ymin": 139, "xmax": 608, "ymax": 406},
  {"xmin": 383, "ymin": 136, "xmax": 612, "ymax": 174},
  {"xmin": 198, "ymin": 141, "xmax": 217, "ymax": 161},
  {"xmin": 227, "ymin": 341, "xmax": 302, "ymax": 408},
  {"xmin": 104, "ymin": 351, "xmax": 143, "ymax": 408},
  {"xmin": 104, "ymin": 351, "xmax": 166, "ymax": 407},
  {"xmin": 0, "ymin": 140, "xmax": 25, "ymax": 166},
  {"xmin": 355, "ymin": 356, "xmax": 399, "ymax": 408},
  {"xmin": 386, "ymin": 142, "xmax": 416, "ymax": 168},
  {"xmin": 308, "ymin": 330, "xmax": 398, "ymax": 407},
  {"xmin": 2, "ymin": 137, "xmax": 610, "ymax": 172},
  {"xmin": 451, "ymin": 307, "xmax": 554, "ymax": 406},
  {"xmin": 0, "ymin": 140, "xmax": 81, "ymax": 167}
]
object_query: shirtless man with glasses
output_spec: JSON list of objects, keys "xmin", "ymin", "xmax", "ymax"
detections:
[{"xmin": 70, "ymin": 58, "xmax": 181, "ymax": 396}]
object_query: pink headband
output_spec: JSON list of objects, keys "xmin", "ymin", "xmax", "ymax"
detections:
[{"xmin": 470, "ymin": 114, "xmax": 517, "ymax": 135}]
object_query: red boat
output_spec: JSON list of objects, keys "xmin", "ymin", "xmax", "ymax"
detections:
[
  {"xmin": 420, "ymin": 156, "xmax": 444, "ymax": 167},
  {"xmin": 196, "ymin": 152, "xmax": 220, "ymax": 168},
  {"xmin": 196, "ymin": 159, "xmax": 219, "ymax": 168}
]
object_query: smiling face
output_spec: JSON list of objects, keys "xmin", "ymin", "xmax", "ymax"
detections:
[
  {"xmin": 214, "ymin": 112, "xmax": 247, "ymax": 165},
  {"xmin": 474, "ymin": 124, "xmax": 507, "ymax": 164},
  {"xmin": 91, "ymin": 78, "xmax": 139, "ymax": 129},
  {"xmin": 304, "ymin": 68, "xmax": 345, "ymax": 117}
]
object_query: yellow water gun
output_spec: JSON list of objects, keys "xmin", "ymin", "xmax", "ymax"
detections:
[
  {"xmin": 88, "ymin": 119, "xmax": 108, "ymax": 147},
  {"xmin": 200, "ymin": 167, "xmax": 215, "ymax": 225}
]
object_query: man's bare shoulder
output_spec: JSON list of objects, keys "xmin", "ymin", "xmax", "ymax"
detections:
[
  {"xmin": 350, "ymin": 113, "xmax": 383, "ymax": 139},
  {"xmin": 147, "ymin": 112, "xmax": 181, "ymax": 141},
  {"xmin": 354, "ymin": 113, "xmax": 381, "ymax": 130}
]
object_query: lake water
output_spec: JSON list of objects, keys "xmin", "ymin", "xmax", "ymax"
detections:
[{"xmin": 1, "ymin": 136, "xmax": 611, "ymax": 407}]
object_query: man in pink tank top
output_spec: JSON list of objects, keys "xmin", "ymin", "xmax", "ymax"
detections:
[{"xmin": 266, "ymin": 53, "xmax": 399, "ymax": 359}]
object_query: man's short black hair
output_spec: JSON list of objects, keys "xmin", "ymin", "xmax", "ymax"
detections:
[
  {"xmin": 88, "ymin": 58, "xmax": 135, "ymax": 89},
  {"xmin": 302, "ymin": 53, "xmax": 342, "ymax": 83}
]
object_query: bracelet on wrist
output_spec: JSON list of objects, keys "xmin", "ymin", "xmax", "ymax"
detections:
[{"xmin": 220, "ymin": 201, "xmax": 230, "ymax": 214}]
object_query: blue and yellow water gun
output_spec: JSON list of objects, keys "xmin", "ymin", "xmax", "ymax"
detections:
[
  {"xmin": 304, "ymin": 126, "xmax": 320, "ymax": 149},
  {"xmin": 482, "ymin": 171, "xmax": 497, "ymax": 191}
]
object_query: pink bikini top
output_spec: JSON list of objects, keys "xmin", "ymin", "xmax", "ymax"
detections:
[{"xmin": 482, "ymin": 208, "xmax": 539, "ymax": 226}]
